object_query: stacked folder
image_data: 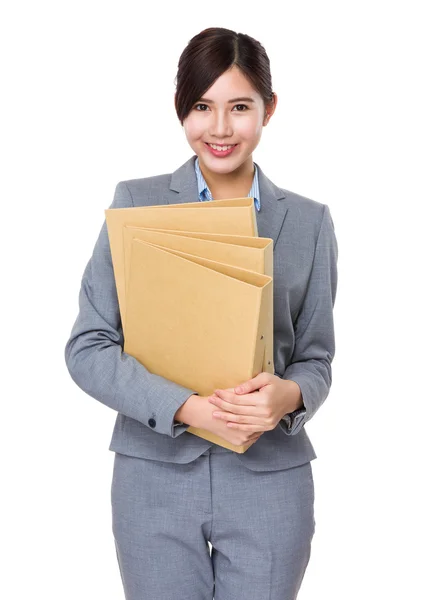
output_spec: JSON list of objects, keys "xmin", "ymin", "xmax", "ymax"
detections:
[{"xmin": 105, "ymin": 198, "xmax": 274, "ymax": 453}]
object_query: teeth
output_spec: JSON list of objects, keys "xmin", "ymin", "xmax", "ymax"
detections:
[{"xmin": 209, "ymin": 144, "xmax": 235, "ymax": 151}]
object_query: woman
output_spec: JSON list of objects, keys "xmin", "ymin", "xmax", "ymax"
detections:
[{"xmin": 65, "ymin": 27, "xmax": 338, "ymax": 600}]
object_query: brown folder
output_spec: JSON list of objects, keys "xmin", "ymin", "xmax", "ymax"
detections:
[
  {"xmin": 122, "ymin": 227, "xmax": 274, "ymax": 374},
  {"xmin": 124, "ymin": 238, "xmax": 273, "ymax": 453},
  {"xmin": 105, "ymin": 197, "xmax": 273, "ymax": 453},
  {"xmin": 105, "ymin": 198, "xmax": 258, "ymax": 331}
]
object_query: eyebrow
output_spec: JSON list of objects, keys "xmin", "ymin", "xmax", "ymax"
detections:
[{"xmin": 198, "ymin": 97, "xmax": 256, "ymax": 104}]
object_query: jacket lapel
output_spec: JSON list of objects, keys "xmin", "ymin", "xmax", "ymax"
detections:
[{"xmin": 164, "ymin": 154, "xmax": 288, "ymax": 248}]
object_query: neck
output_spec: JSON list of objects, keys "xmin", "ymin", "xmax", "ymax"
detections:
[{"xmin": 198, "ymin": 156, "xmax": 255, "ymax": 200}]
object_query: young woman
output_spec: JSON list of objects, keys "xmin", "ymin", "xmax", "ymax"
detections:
[{"xmin": 65, "ymin": 27, "xmax": 338, "ymax": 600}]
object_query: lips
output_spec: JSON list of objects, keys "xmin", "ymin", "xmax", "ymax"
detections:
[
  {"xmin": 204, "ymin": 142, "xmax": 238, "ymax": 158},
  {"xmin": 206, "ymin": 143, "xmax": 237, "ymax": 150}
]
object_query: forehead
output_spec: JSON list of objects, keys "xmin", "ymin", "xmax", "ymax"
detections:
[{"xmin": 201, "ymin": 66, "xmax": 261, "ymax": 102}]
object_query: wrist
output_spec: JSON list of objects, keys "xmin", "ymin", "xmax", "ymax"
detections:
[
  {"xmin": 174, "ymin": 394, "xmax": 200, "ymax": 427},
  {"xmin": 285, "ymin": 379, "xmax": 304, "ymax": 412}
]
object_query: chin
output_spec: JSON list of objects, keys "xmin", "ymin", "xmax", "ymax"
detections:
[{"xmin": 203, "ymin": 161, "xmax": 242, "ymax": 176}]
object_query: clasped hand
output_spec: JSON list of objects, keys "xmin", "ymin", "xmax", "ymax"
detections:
[{"xmin": 208, "ymin": 372, "xmax": 302, "ymax": 435}]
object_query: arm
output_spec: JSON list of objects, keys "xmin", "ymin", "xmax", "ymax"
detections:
[
  {"xmin": 64, "ymin": 182, "xmax": 199, "ymax": 438},
  {"xmin": 174, "ymin": 394, "xmax": 204, "ymax": 427},
  {"xmin": 278, "ymin": 203, "xmax": 338, "ymax": 436}
]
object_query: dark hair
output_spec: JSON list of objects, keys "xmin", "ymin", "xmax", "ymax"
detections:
[{"xmin": 174, "ymin": 27, "xmax": 275, "ymax": 124}]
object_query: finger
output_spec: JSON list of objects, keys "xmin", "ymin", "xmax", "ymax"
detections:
[
  {"xmin": 234, "ymin": 372, "xmax": 270, "ymax": 394},
  {"xmin": 211, "ymin": 391, "xmax": 243, "ymax": 410},
  {"xmin": 224, "ymin": 416, "xmax": 265, "ymax": 430},
  {"xmin": 227, "ymin": 422, "xmax": 262, "ymax": 431},
  {"xmin": 213, "ymin": 411, "xmax": 240, "ymax": 422},
  {"xmin": 210, "ymin": 396, "xmax": 257, "ymax": 415},
  {"xmin": 213, "ymin": 411, "xmax": 260, "ymax": 423},
  {"xmin": 213, "ymin": 389, "xmax": 257, "ymax": 407}
]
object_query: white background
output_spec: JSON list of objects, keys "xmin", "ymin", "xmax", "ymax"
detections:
[{"xmin": 2, "ymin": 1, "xmax": 433, "ymax": 598}]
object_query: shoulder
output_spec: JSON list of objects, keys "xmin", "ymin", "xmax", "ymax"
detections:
[
  {"xmin": 120, "ymin": 173, "xmax": 172, "ymax": 202},
  {"xmin": 276, "ymin": 185, "xmax": 331, "ymax": 240},
  {"xmin": 279, "ymin": 186, "xmax": 325, "ymax": 216},
  {"xmin": 278, "ymin": 187, "xmax": 337, "ymax": 255},
  {"xmin": 258, "ymin": 165, "xmax": 327, "ymax": 223},
  {"xmin": 112, "ymin": 172, "xmax": 172, "ymax": 207}
]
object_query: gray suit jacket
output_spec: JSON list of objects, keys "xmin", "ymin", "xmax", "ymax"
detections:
[{"xmin": 64, "ymin": 154, "xmax": 338, "ymax": 472}]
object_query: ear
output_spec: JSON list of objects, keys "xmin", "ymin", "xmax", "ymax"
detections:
[{"xmin": 263, "ymin": 93, "xmax": 278, "ymax": 126}]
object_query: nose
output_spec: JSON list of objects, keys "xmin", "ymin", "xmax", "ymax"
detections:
[{"xmin": 208, "ymin": 109, "xmax": 233, "ymax": 139}]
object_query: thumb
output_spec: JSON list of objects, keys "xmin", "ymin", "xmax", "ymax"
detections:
[{"xmin": 234, "ymin": 372, "xmax": 268, "ymax": 394}]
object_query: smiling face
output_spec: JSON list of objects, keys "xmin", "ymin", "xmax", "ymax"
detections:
[{"xmin": 182, "ymin": 65, "xmax": 276, "ymax": 180}]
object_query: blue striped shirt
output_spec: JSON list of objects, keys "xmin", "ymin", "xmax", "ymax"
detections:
[{"xmin": 194, "ymin": 156, "xmax": 261, "ymax": 212}]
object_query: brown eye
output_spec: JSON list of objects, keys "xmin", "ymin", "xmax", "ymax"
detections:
[
  {"xmin": 233, "ymin": 104, "xmax": 248, "ymax": 111},
  {"xmin": 195, "ymin": 104, "xmax": 208, "ymax": 111}
]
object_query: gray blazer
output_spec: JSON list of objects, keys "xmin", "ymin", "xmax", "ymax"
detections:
[{"xmin": 64, "ymin": 154, "xmax": 338, "ymax": 472}]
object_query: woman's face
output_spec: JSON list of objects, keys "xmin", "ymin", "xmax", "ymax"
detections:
[{"xmin": 182, "ymin": 65, "xmax": 276, "ymax": 176}]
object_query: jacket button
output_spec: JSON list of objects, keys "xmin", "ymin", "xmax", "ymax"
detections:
[{"xmin": 148, "ymin": 418, "xmax": 156, "ymax": 428}]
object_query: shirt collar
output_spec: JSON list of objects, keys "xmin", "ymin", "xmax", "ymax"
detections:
[{"xmin": 194, "ymin": 156, "xmax": 261, "ymax": 212}]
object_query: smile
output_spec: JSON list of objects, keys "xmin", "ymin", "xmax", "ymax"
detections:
[
  {"xmin": 204, "ymin": 142, "xmax": 238, "ymax": 157},
  {"xmin": 206, "ymin": 143, "xmax": 237, "ymax": 151}
]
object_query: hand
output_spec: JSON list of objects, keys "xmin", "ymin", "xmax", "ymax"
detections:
[
  {"xmin": 198, "ymin": 395, "xmax": 263, "ymax": 447},
  {"xmin": 209, "ymin": 373, "xmax": 302, "ymax": 432}
]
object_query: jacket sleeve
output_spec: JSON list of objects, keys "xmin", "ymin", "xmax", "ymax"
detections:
[
  {"xmin": 278, "ymin": 203, "xmax": 338, "ymax": 436},
  {"xmin": 64, "ymin": 181, "xmax": 198, "ymax": 438}
]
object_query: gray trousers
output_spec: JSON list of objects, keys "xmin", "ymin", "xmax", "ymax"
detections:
[{"xmin": 111, "ymin": 444, "xmax": 316, "ymax": 600}]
